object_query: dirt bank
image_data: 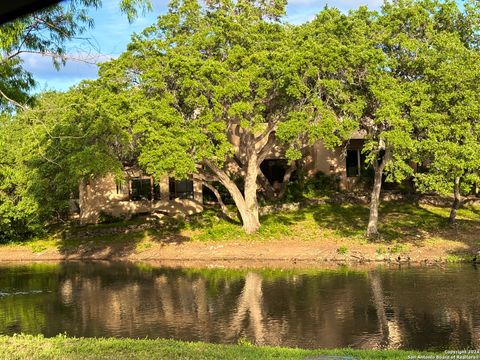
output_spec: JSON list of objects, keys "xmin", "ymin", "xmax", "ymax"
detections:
[
  {"xmin": 0, "ymin": 236, "xmax": 477, "ymax": 266},
  {"xmin": 2, "ymin": 201, "xmax": 479, "ymax": 267}
]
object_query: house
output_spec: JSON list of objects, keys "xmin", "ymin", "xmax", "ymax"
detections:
[
  {"xmin": 309, "ymin": 132, "xmax": 367, "ymax": 190},
  {"xmin": 78, "ymin": 134, "xmax": 367, "ymax": 224},
  {"xmin": 79, "ymin": 169, "xmax": 204, "ymax": 224}
]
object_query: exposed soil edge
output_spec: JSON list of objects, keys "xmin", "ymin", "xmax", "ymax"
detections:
[{"xmin": 0, "ymin": 244, "xmax": 475, "ymax": 269}]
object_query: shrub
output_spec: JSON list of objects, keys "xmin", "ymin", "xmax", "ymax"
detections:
[
  {"xmin": 284, "ymin": 171, "xmax": 340, "ymax": 202},
  {"xmin": 98, "ymin": 211, "xmax": 126, "ymax": 224},
  {"xmin": 337, "ymin": 245, "xmax": 348, "ymax": 255}
]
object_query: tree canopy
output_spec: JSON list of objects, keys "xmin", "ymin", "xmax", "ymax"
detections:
[
  {"xmin": 71, "ymin": 0, "xmax": 380, "ymax": 233},
  {"xmin": 0, "ymin": 0, "xmax": 151, "ymax": 111},
  {"xmin": 1, "ymin": 0, "xmax": 480, "ymax": 240},
  {"xmin": 0, "ymin": 0, "xmax": 151, "ymax": 240}
]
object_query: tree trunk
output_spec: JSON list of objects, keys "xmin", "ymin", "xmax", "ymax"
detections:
[
  {"xmin": 369, "ymin": 272, "xmax": 389, "ymax": 348},
  {"xmin": 369, "ymin": 271, "xmax": 402, "ymax": 348},
  {"xmin": 230, "ymin": 272, "xmax": 265, "ymax": 343},
  {"xmin": 243, "ymin": 146, "xmax": 260, "ymax": 233},
  {"xmin": 231, "ymin": 188, "xmax": 260, "ymax": 234},
  {"xmin": 257, "ymin": 171, "xmax": 275, "ymax": 201},
  {"xmin": 278, "ymin": 161, "xmax": 297, "ymax": 199},
  {"xmin": 367, "ymin": 150, "xmax": 388, "ymax": 239},
  {"xmin": 200, "ymin": 181, "xmax": 236, "ymax": 221},
  {"xmin": 449, "ymin": 176, "xmax": 461, "ymax": 224},
  {"xmin": 202, "ymin": 126, "xmax": 277, "ymax": 235},
  {"xmin": 203, "ymin": 159, "xmax": 260, "ymax": 234}
]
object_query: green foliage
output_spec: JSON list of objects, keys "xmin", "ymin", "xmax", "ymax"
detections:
[
  {"xmin": 370, "ymin": 0, "xmax": 480, "ymax": 217},
  {"xmin": 375, "ymin": 246, "xmax": 386, "ymax": 256},
  {"xmin": 72, "ymin": 0, "xmax": 368, "ymax": 233},
  {"xmin": 0, "ymin": 87, "xmax": 132, "ymax": 242},
  {"xmin": 445, "ymin": 254, "xmax": 470, "ymax": 263},
  {"xmin": 0, "ymin": 114, "xmax": 43, "ymax": 242},
  {"xmin": 97, "ymin": 0, "xmax": 301, "ymax": 178},
  {"xmin": 413, "ymin": 28, "xmax": 480, "ymax": 197},
  {"xmin": 283, "ymin": 171, "xmax": 340, "ymax": 202},
  {"xmin": 390, "ymin": 243, "xmax": 409, "ymax": 254},
  {"xmin": 276, "ymin": 7, "xmax": 370, "ymax": 155},
  {"xmin": 304, "ymin": 172, "xmax": 340, "ymax": 197},
  {"xmin": 98, "ymin": 211, "xmax": 126, "ymax": 224},
  {"xmin": 336, "ymin": 245, "xmax": 348, "ymax": 255},
  {"xmin": 236, "ymin": 337, "xmax": 254, "ymax": 347},
  {"xmin": 0, "ymin": 0, "xmax": 152, "ymax": 112},
  {"xmin": 2, "ymin": 0, "xmax": 480, "ymax": 240},
  {"xmin": 0, "ymin": 1, "xmax": 151, "ymax": 241}
]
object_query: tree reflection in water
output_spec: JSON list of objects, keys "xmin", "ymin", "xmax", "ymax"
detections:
[{"xmin": 0, "ymin": 262, "xmax": 479, "ymax": 350}]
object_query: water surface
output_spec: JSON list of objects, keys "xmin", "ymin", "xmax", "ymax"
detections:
[{"xmin": 0, "ymin": 261, "xmax": 479, "ymax": 350}]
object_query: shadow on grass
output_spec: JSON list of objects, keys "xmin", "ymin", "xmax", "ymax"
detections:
[
  {"xmin": 310, "ymin": 203, "xmax": 369, "ymax": 239},
  {"xmin": 184, "ymin": 208, "xmax": 241, "ymax": 230},
  {"xmin": 378, "ymin": 202, "xmax": 448, "ymax": 243},
  {"xmin": 308, "ymin": 200, "xmax": 480, "ymax": 248},
  {"xmin": 261, "ymin": 210, "xmax": 308, "ymax": 226},
  {"xmin": 53, "ymin": 199, "xmax": 480, "ymax": 258},
  {"xmin": 58, "ymin": 215, "xmax": 191, "ymax": 258}
]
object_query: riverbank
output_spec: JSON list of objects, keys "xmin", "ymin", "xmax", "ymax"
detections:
[
  {"xmin": 1, "ymin": 201, "xmax": 479, "ymax": 264},
  {"xmin": 0, "ymin": 334, "xmax": 440, "ymax": 359}
]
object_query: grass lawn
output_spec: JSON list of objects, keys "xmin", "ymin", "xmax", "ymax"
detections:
[
  {"xmin": 0, "ymin": 334, "xmax": 441, "ymax": 360},
  {"xmin": 183, "ymin": 201, "xmax": 480, "ymax": 242},
  {"xmin": 173, "ymin": 201, "xmax": 480, "ymax": 260},
  {"xmin": 2, "ymin": 200, "xmax": 479, "ymax": 262}
]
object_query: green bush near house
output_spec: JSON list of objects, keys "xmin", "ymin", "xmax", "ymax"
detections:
[
  {"xmin": 283, "ymin": 171, "xmax": 340, "ymax": 202},
  {"xmin": 97, "ymin": 211, "xmax": 127, "ymax": 224}
]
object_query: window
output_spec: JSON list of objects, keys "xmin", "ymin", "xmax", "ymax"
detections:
[
  {"xmin": 153, "ymin": 182, "xmax": 161, "ymax": 200},
  {"xmin": 169, "ymin": 178, "xmax": 194, "ymax": 199},
  {"xmin": 346, "ymin": 149, "xmax": 365, "ymax": 177},
  {"xmin": 260, "ymin": 159, "xmax": 288, "ymax": 185},
  {"xmin": 128, "ymin": 177, "xmax": 161, "ymax": 201},
  {"xmin": 130, "ymin": 178, "xmax": 152, "ymax": 201}
]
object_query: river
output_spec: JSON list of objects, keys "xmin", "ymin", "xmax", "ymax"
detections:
[{"xmin": 0, "ymin": 261, "xmax": 479, "ymax": 350}]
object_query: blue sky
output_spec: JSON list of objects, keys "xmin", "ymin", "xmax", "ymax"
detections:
[{"xmin": 24, "ymin": 0, "xmax": 382, "ymax": 92}]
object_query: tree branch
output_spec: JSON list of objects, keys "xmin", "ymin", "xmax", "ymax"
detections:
[
  {"xmin": 194, "ymin": 170, "xmax": 237, "ymax": 222},
  {"xmin": 256, "ymin": 132, "xmax": 276, "ymax": 166},
  {"xmin": 201, "ymin": 181, "xmax": 236, "ymax": 220},
  {"xmin": 195, "ymin": 168, "xmax": 219, "ymax": 183},
  {"xmin": 254, "ymin": 121, "xmax": 277, "ymax": 143},
  {"xmin": 32, "ymin": 15, "xmax": 71, "ymax": 39},
  {"xmin": 257, "ymin": 171, "xmax": 275, "ymax": 200},
  {"xmin": 0, "ymin": 88, "xmax": 27, "ymax": 110},
  {"xmin": 14, "ymin": 50, "xmax": 102, "ymax": 65},
  {"xmin": 202, "ymin": 159, "xmax": 229, "ymax": 182},
  {"xmin": 226, "ymin": 154, "xmax": 244, "ymax": 171},
  {"xmin": 278, "ymin": 160, "xmax": 297, "ymax": 199},
  {"xmin": 2, "ymin": 20, "xmax": 41, "ymax": 64}
]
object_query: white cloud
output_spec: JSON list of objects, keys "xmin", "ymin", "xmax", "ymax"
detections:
[
  {"xmin": 22, "ymin": 0, "xmax": 383, "ymax": 91},
  {"xmin": 287, "ymin": 0, "xmax": 319, "ymax": 5},
  {"xmin": 285, "ymin": 0, "xmax": 382, "ymax": 24},
  {"xmin": 287, "ymin": 0, "xmax": 382, "ymax": 8},
  {"xmin": 20, "ymin": 52, "xmax": 109, "ymax": 91}
]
